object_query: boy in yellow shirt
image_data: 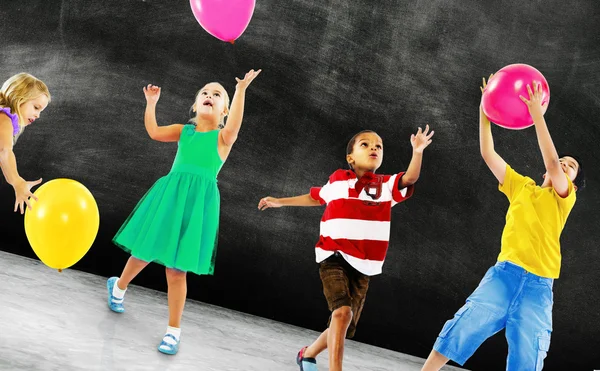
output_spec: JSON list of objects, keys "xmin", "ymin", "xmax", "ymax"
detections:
[{"xmin": 422, "ymin": 77, "xmax": 585, "ymax": 371}]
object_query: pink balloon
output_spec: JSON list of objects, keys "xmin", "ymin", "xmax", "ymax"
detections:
[
  {"xmin": 481, "ymin": 64, "xmax": 550, "ymax": 130},
  {"xmin": 190, "ymin": 0, "xmax": 256, "ymax": 43}
]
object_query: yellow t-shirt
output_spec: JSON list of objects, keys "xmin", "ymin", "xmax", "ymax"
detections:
[{"xmin": 497, "ymin": 165, "xmax": 576, "ymax": 278}]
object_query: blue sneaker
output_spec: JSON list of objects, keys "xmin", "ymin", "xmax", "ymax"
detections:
[
  {"xmin": 106, "ymin": 277, "xmax": 125, "ymax": 313},
  {"xmin": 296, "ymin": 346, "xmax": 317, "ymax": 371},
  {"xmin": 158, "ymin": 334, "xmax": 180, "ymax": 355}
]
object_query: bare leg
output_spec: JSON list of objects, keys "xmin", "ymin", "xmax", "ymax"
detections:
[
  {"xmin": 327, "ymin": 306, "xmax": 353, "ymax": 371},
  {"xmin": 165, "ymin": 268, "xmax": 187, "ymax": 328},
  {"xmin": 117, "ymin": 256, "xmax": 149, "ymax": 289},
  {"xmin": 303, "ymin": 329, "xmax": 328, "ymax": 358},
  {"xmin": 421, "ymin": 350, "xmax": 450, "ymax": 371}
]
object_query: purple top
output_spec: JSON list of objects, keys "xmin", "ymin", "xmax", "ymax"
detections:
[{"xmin": 0, "ymin": 107, "xmax": 19, "ymax": 136}]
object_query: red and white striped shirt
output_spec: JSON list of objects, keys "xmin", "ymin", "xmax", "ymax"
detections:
[{"xmin": 310, "ymin": 169, "xmax": 414, "ymax": 276}]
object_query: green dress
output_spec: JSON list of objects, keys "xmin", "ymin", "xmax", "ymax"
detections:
[{"xmin": 113, "ymin": 125, "xmax": 224, "ymax": 275}]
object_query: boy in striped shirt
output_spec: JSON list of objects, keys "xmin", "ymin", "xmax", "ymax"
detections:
[{"xmin": 259, "ymin": 126, "xmax": 434, "ymax": 371}]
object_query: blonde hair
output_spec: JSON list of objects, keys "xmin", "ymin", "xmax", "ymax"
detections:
[
  {"xmin": 0, "ymin": 73, "xmax": 51, "ymax": 142},
  {"xmin": 189, "ymin": 82, "xmax": 230, "ymax": 129}
]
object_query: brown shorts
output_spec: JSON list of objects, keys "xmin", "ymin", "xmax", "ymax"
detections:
[{"xmin": 319, "ymin": 252, "xmax": 370, "ymax": 339}]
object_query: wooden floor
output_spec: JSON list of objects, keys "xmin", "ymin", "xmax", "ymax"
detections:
[{"xmin": 0, "ymin": 251, "xmax": 465, "ymax": 371}]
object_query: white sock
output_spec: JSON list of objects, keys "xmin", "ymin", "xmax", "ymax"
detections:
[
  {"xmin": 164, "ymin": 326, "xmax": 181, "ymax": 344},
  {"xmin": 112, "ymin": 279, "xmax": 126, "ymax": 300}
]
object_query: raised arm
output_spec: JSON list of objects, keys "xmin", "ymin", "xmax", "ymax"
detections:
[
  {"xmin": 480, "ymin": 76, "xmax": 507, "ymax": 184},
  {"xmin": 399, "ymin": 124, "xmax": 434, "ymax": 188},
  {"xmin": 142, "ymin": 84, "xmax": 184, "ymax": 142},
  {"xmin": 258, "ymin": 194, "xmax": 321, "ymax": 210},
  {"xmin": 520, "ymin": 82, "xmax": 569, "ymax": 197},
  {"xmin": 220, "ymin": 69, "xmax": 261, "ymax": 147}
]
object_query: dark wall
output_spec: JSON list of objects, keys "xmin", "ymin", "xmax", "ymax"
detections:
[{"xmin": 1, "ymin": 1, "xmax": 599, "ymax": 369}]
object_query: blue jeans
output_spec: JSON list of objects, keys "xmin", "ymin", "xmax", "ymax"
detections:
[{"xmin": 433, "ymin": 261, "xmax": 553, "ymax": 370}]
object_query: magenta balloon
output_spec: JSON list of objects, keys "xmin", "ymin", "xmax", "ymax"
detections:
[
  {"xmin": 481, "ymin": 64, "xmax": 550, "ymax": 130},
  {"xmin": 190, "ymin": 0, "xmax": 256, "ymax": 43}
]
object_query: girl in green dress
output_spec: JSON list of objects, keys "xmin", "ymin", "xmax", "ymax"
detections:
[{"xmin": 106, "ymin": 69, "xmax": 261, "ymax": 355}]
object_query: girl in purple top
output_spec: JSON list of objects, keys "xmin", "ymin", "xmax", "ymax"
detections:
[{"xmin": 0, "ymin": 73, "xmax": 51, "ymax": 213}]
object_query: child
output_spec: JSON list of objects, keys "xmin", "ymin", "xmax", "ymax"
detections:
[
  {"xmin": 421, "ymin": 77, "xmax": 584, "ymax": 371},
  {"xmin": 106, "ymin": 69, "xmax": 261, "ymax": 355},
  {"xmin": 259, "ymin": 126, "xmax": 434, "ymax": 371},
  {"xmin": 0, "ymin": 73, "xmax": 50, "ymax": 214}
]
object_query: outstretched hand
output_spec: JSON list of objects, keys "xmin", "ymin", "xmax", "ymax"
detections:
[
  {"xmin": 13, "ymin": 177, "xmax": 42, "ymax": 214},
  {"xmin": 519, "ymin": 82, "xmax": 547, "ymax": 118},
  {"xmin": 480, "ymin": 74, "xmax": 494, "ymax": 123},
  {"xmin": 258, "ymin": 196, "xmax": 281, "ymax": 211},
  {"xmin": 410, "ymin": 124, "xmax": 434, "ymax": 153},
  {"xmin": 143, "ymin": 84, "xmax": 161, "ymax": 104},
  {"xmin": 480, "ymin": 74, "xmax": 494, "ymax": 94},
  {"xmin": 235, "ymin": 69, "xmax": 262, "ymax": 91}
]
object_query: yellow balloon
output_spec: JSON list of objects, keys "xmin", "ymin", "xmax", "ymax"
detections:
[{"xmin": 24, "ymin": 178, "xmax": 100, "ymax": 271}]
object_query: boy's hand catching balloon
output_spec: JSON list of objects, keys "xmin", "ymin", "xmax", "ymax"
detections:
[
  {"xmin": 480, "ymin": 74, "xmax": 494, "ymax": 125},
  {"xmin": 519, "ymin": 81, "xmax": 547, "ymax": 119}
]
